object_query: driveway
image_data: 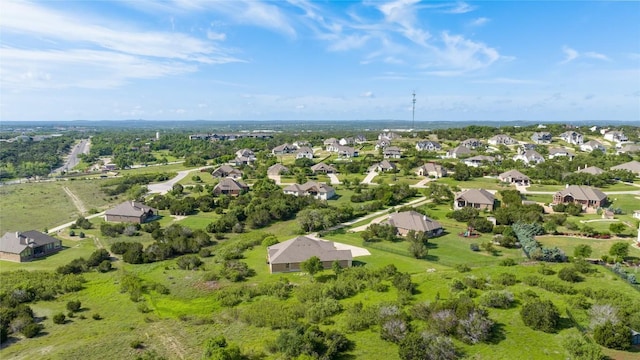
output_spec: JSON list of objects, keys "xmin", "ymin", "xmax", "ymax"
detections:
[
  {"xmin": 327, "ymin": 173, "xmax": 341, "ymax": 184},
  {"xmin": 147, "ymin": 166, "xmax": 210, "ymax": 194},
  {"xmin": 361, "ymin": 170, "xmax": 378, "ymax": 184},
  {"xmin": 268, "ymin": 175, "xmax": 282, "ymax": 185}
]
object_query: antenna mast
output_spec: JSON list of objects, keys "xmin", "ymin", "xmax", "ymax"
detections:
[{"xmin": 412, "ymin": 91, "xmax": 416, "ymax": 129}]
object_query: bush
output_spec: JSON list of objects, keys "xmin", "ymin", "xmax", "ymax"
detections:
[
  {"xmin": 558, "ymin": 267, "xmax": 583, "ymax": 283},
  {"xmin": 480, "ymin": 290, "xmax": 514, "ymax": 309},
  {"xmin": 176, "ymin": 255, "xmax": 202, "ymax": 270},
  {"xmin": 455, "ymin": 264, "xmax": 471, "ymax": 273},
  {"xmin": 469, "ymin": 243, "xmax": 480, "ymax": 252},
  {"xmin": 21, "ymin": 322, "xmax": 43, "ymax": 338},
  {"xmin": 494, "ymin": 273, "xmax": 517, "ymax": 286},
  {"xmin": 562, "ymin": 333, "xmax": 604, "ymax": 360},
  {"xmin": 499, "ymin": 259, "xmax": 517, "ymax": 267},
  {"xmin": 520, "ymin": 299, "xmax": 560, "ymax": 332},
  {"xmin": 66, "ymin": 300, "xmax": 82, "ymax": 312},
  {"xmin": 53, "ymin": 312, "xmax": 66, "ymax": 324},
  {"xmin": 262, "ymin": 236, "xmax": 279, "ymax": 247},
  {"xmin": 92, "ymin": 313, "xmax": 102, "ymax": 320},
  {"xmin": 593, "ymin": 321, "xmax": 631, "ymax": 350},
  {"xmin": 98, "ymin": 260, "xmax": 112, "ymax": 273}
]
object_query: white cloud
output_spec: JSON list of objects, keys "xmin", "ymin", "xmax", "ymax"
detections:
[
  {"xmin": 325, "ymin": 34, "xmax": 371, "ymax": 51},
  {"xmin": 377, "ymin": 0, "xmax": 431, "ymax": 46},
  {"xmin": 360, "ymin": 91, "xmax": 375, "ymax": 98},
  {"xmin": 432, "ymin": 32, "xmax": 500, "ymax": 72},
  {"xmin": 206, "ymin": 30, "xmax": 227, "ymax": 41},
  {"xmin": 471, "ymin": 78, "xmax": 543, "ymax": 85},
  {"xmin": 560, "ymin": 46, "xmax": 610, "ymax": 64},
  {"xmin": 469, "ymin": 17, "xmax": 490, "ymax": 27},
  {"xmin": 444, "ymin": 2, "xmax": 476, "ymax": 14}
]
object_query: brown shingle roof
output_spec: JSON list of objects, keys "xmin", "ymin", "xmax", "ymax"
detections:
[
  {"xmin": 555, "ymin": 185, "xmax": 607, "ymax": 202},
  {"xmin": 105, "ymin": 201, "xmax": 157, "ymax": 217},
  {"xmin": 455, "ymin": 189, "xmax": 495, "ymax": 205}
]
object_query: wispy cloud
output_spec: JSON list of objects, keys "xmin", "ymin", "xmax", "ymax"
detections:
[
  {"xmin": 469, "ymin": 17, "xmax": 490, "ymax": 27},
  {"xmin": 430, "ymin": 32, "xmax": 501, "ymax": 73},
  {"xmin": 443, "ymin": 2, "xmax": 476, "ymax": 14},
  {"xmin": 471, "ymin": 78, "xmax": 543, "ymax": 85},
  {"xmin": 560, "ymin": 46, "xmax": 610, "ymax": 64},
  {"xmin": 0, "ymin": 1, "xmax": 243, "ymax": 90}
]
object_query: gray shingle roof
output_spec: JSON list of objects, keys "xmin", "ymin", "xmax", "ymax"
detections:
[
  {"xmin": 611, "ymin": 160, "xmax": 640, "ymax": 174},
  {"xmin": 387, "ymin": 211, "xmax": 443, "ymax": 232},
  {"xmin": 267, "ymin": 163, "xmax": 289, "ymax": 175},
  {"xmin": 268, "ymin": 236, "xmax": 352, "ymax": 264},
  {"xmin": 499, "ymin": 169, "xmax": 530, "ymax": 181},
  {"xmin": 0, "ymin": 230, "xmax": 59, "ymax": 254},
  {"xmin": 576, "ymin": 166, "xmax": 605, "ymax": 175},
  {"xmin": 456, "ymin": 189, "xmax": 495, "ymax": 205},
  {"xmin": 105, "ymin": 201, "xmax": 157, "ymax": 217}
]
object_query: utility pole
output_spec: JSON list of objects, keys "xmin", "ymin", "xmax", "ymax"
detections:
[{"xmin": 412, "ymin": 91, "xmax": 416, "ymax": 129}]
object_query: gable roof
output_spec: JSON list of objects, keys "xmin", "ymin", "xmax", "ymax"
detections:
[
  {"xmin": 0, "ymin": 231, "xmax": 60, "ymax": 254},
  {"xmin": 555, "ymin": 185, "xmax": 607, "ymax": 202},
  {"xmin": 311, "ymin": 162, "xmax": 337, "ymax": 173},
  {"xmin": 215, "ymin": 178, "xmax": 249, "ymax": 191},
  {"xmin": 387, "ymin": 211, "xmax": 442, "ymax": 232},
  {"xmin": 105, "ymin": 201, "xmax": 157, "ymax": 217},
  {"xmin": 267, "ymin": 163, "xmax": 289, "ymax": 175},
  {"xmin": 448, "ymin": 146, "xmax": 472, "ymax": 155},
  {"xmin": 455, "ymin": 189, "xmax": 495, "ymax": 205},
  {"xmin": 576, "ymin": 166, "xmax": 605, "ymax": 175},
  {"xmin": 268, "ymin": 236, "xmax": 352, "ymax": 264},
  {"xmin": 610, "ymin": 160, "xmax": 640, "ymax": 174},
  {"xmin": 212, "ymin": 165, "xmax": 242, "ymax": 176}
]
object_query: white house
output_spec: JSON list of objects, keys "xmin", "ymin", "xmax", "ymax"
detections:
[{"xmin": 559, "ymin": 131, "xmax": 584, "ymax": 145}]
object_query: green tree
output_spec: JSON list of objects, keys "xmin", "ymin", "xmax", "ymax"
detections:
[
  {"xmin": 453, "ymin": 163, "xmax": 471, "ymax": 181},
  {"xmin": 301, "ymin": 256, "xmax": 324, "ymax": 279},
  {"xmin": 609, "ymin": 242, "xmax": 629, "ymax": 259},
  {"xmin": 573, "ymin": 244, "xmax": 592, "ymax": 259},
  {"xmin": 593, "ymin": 321, "xmax": 631, "ymax": 350},
  {"xmin": 520, "ymin": 299, "xmax": 560, "ymax": 333},
  {"xmin": 608, "ymin": 223, "xmax": 626, "ymax": 235}
]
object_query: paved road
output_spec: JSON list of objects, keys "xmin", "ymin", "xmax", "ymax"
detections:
[{"xmin": 53, "ymin": 139, "xmax": 91, "ymax": 173}]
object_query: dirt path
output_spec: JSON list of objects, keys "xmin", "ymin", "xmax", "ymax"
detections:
[
  {"xmin": 63, "ymin": 186, "xmax": 87, "ymax": 215},
  {"xmin": 148, "ymin": 322, "xmax": 187, "ymax": 360}
]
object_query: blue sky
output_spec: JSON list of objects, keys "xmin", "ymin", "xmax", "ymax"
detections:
[{"xmin": 1, "ymin": 0, "xmax": 639, "ymax": 122}]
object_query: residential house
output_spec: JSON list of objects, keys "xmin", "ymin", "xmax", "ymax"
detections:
[
  {"xmin": 267, "ymin": 236, "xmax": 352, "ymax": 273},
  {"xmin": 272, "ymin": 143, "xmax": 297, "ymax": 155},
  {"xmin": 548, "ymin": 148, "xmax": 575, "ymax": 160},
  {"xmin": 283, "ymin": 181, "xmax": 336, "ymax": 200},
  {"xmin": 464, "ymin": 155, "xmax": 495, "ymax": 168},
  {"xmin": 633, "ymin": 210, "xmax": 640, "ymax": 220},
  {"xmin": 235, "ymin": 148, "xmax": 255, "ymax": 159},
  {"xmin": 293, "ymin": 140, "xmax": 310, "ymax": 148},
  {"xmin": 295, "ymin": 146, "xmax": 314, "ymax": 159},
  {"xmin": 520, "ymin": 143, "xmax": 537, "ymax": 151},
  {"xmin": 231, "ymin": 155, "xmax": 255, "ymax": 166},
  {"xmin": 416, "ymin": 163, "xmax": 446, "ymax": 178},
  {"xmin": 616, "ymin": 144, "xmax": 640, "ymax": 154},
  {"xmin": 211, "ymin": 165, "xmax": 243, "ymax": 179},
  {"xmin": 513, "ymin": 150, "xmax": 545, "ymax": 166},
  {"xmin": 531, "ymin": 132, "xmax": 552, "ymax": 144},
  {"xmin": 559, "ymin": 131, "xmax": 584, "ymax": 145},
  {"xmin": 378, "ymin": 132, "xmax": 401, "ymax": 141},
  {"xmin": 369, "ymin": 160, "xmax": 397, "ymax": 173},
  {"xmin": 455, "ymin": 189, "xmax": 496, "ymax": 211},
  {"xmin": 460, "ymin": 138, "xmax": 483, "ymax": 149},
  {"xmin": 444, "ymin": 146, "xmax": 472, "ymax": 159},
  {"xmin": 498, "ymin": 170, "xmax": 530, "ymax": 186},
  {"xmin": 105, "ymin": 201, "xmax": 158, "ymax": 223},
  {"xmin": 610, "ymin": 160, "xmax": 640, "ymax": 175},
  {"xmin": 576, "ymin": 166, "xmax": 605, "ymax": 175},
  {"xmin": 213, "ymin": 178, "xmax": 249, "ymax": 196},
  {"xmin": 326, "ymin": 142, "xmax": 341, "ymax": 152},
  {"xmin": 386, "ymin": 211, "xmax": 443, "ymax": 237},
  {"xmin": 323, "ymin": 138, "xmax": 338, "ymax": 149},
  {"xmin": 415, "ymin": 141, "xmax": 442, "ymax": 152},
  {"xmin": 488, "ymin": 134, "xmax": 518, "ymax": 146},
  {"xmin": 267, "ymin": 163, "xmax": 289, "ymax": 175},
  {"xmin": 580, "ymin": 140, "xmax": 605, "ymax": 152},
  {"xmin": 311, "ymin": 162, "xmax": 338, "ymax": 174},
  {"xmin": 336, "ymin": 145, "xmax": 358, "ymax": 158},
  {"xmin": 383, "ymin": 146, "xmax": 402, "ymax": 159},
  {"xmin": 604, "ymin": 130, "xmax": 628, "ymax": 144},
  {"xmin": 354, "ymin": 135, "xmax": 367, "ymax": 144},
  {"xmin": 375, "ymin": 139, "xmax": 391, "ymax": 150},
  {"xmin": 339, "ymin": 137, "xmax": 355, "ymax": 146},
  {"xmin": 552, "ymin": 185, "xmax": 607, "ymax": 209},
  {"xmin": 0, "ymin": 231, "xmax": 62, "ymax": 262}
]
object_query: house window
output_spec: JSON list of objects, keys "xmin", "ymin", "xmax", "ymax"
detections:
[{"xmin": 285, "ymin": 263, "xmax": 290, "ymax": 270}]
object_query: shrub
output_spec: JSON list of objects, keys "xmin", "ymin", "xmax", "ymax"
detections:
[
  {"xmin": 499, "ymin": 259, "xmax": 517, "ymax": 267},
  {"xmin": 494, "ymin": 273, "xmax": 517, "ymax": 286},
  {"xmin": 92, "ymin": 313, "xmax": 102, "ymax": 320},
  {"xmin": 262, "ymin": 236, "xmax": 279, "ymax": 247},
  {"xmin": 558, "ymin": 267, "xmax": 583, "ymax": 283},
  {"xmin": 52, "ymin": 312, "xmax": 66, "ymax": 324},
  {"xmin": 480, "ymin": 290, "xmax": 514, "ymax": 309},
  {"xmin": 562, "ymin": 333, "xmax": 604, "ymax": 360},
  {"xmin": 21, "ymin": 323, "xmax": 43, "ymax": 338},
  {"xmin": 469, "ymin": 243, "xmax": 480, "ymax": 252},
  {"xmin": 593, "ymin": 321, "xmax": 631, "ymax": 350},
  {"xmin": 176, "ymin": 255, "xmax": 202, "ymax": 270},
  {"xmin": 66, "ymin": 300, "xmax": 82, "ymax": 312},
  {"xmin": 130, "ymin": 340, "xmax": 144, "ymax": 349},
  {"xmin": 98, "ymin": 260, "xmax": 112, "ymax": 273},
  {"xmin": 520, "ymin": 299, "xmax": 560, "ymax": 332},
  {"xmin": 455, "ymin": 264, "xmax": 471, "ymax": 273}
]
